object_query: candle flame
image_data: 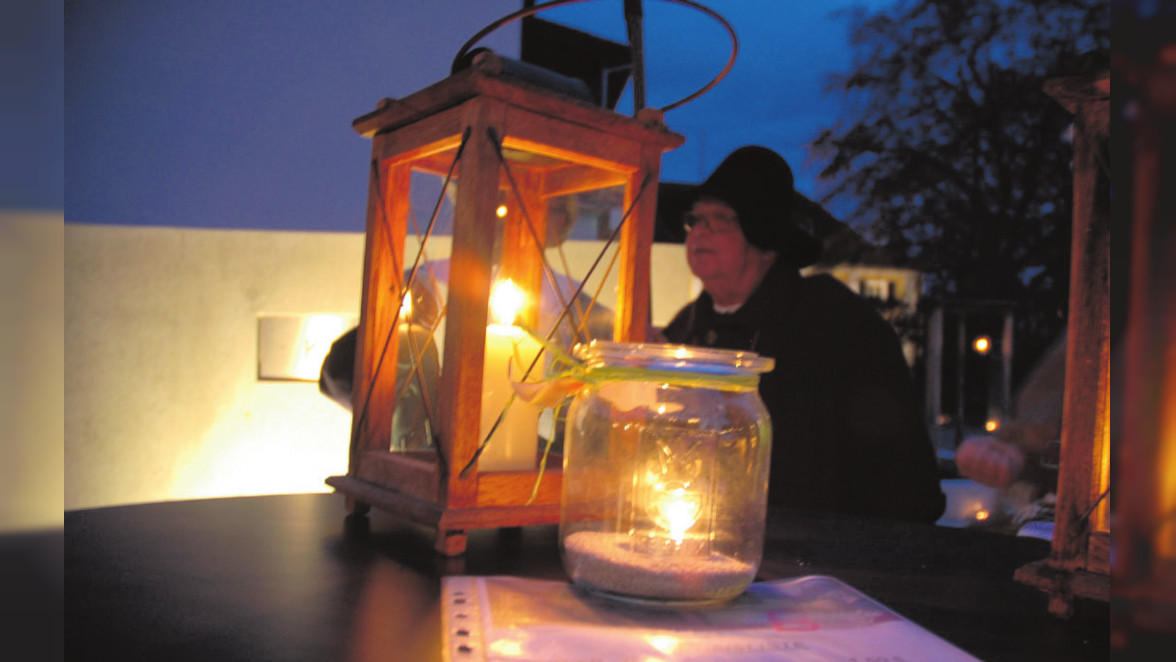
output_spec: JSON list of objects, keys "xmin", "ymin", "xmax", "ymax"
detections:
[
  {"xmin": 654, "ymin": 483, "xmax": 701, "ymax": 543},
  {"xmin": 490, "ymin": 279, "xmax": 526, "ymax": 325},
  {"xmin": 399, "ymin": 292, "xmax": 412, "ymax": 319}
]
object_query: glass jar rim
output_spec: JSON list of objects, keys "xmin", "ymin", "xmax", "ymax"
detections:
[{"xmin": 573, "ymin": 340, "xmax": 774, "ymax": 375}]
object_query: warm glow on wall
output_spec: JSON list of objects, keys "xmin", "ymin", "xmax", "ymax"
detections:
[{"xmin": 170, "ymin": 385, "xmax": 352, "ymax": 501}]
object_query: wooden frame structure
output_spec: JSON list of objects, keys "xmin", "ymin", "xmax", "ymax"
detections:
[
  {"xmin": 1112, "ymin": 38, "xmax": 1176, "ymax": 644},
  {"xmin": 1013, "ymin": 66, "xmax": 1111, "ymax": 617},
  {"xmin": 327, "ymin": 52, "xmax": 683, "ymax": 555}
]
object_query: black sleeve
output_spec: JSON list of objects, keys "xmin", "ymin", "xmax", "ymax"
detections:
[
  {"xmin": 319, "ymin": 327, "xmax": 357, "ymax": 411},
  {"xmin": 661, "ymin": 301, "xmax": 695, "ymax": 344}
]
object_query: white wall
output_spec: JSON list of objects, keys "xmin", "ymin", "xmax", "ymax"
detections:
[
  {"xmin": 1, "ymin": 213, "xmax": 64, "ymax": 531},
  {"xmin": 65, "ymin": 225, "xmax": 363, "ymax": 510},
  {"xmin": 65, "ymin": 224, "xmax": 696, "ymax": 510}
]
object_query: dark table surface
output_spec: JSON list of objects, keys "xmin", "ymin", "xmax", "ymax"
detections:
[{"xmin": 64, "ymin": 492, "xmax": 1109, "ymax": 661}]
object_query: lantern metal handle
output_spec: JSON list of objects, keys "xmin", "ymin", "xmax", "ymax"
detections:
[{"xmin": 451, "ymin": 0, "xmax": 738, "ymax": 113}]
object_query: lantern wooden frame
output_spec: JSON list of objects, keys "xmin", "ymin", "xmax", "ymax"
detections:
[
  {"xmin": 1013, "ymin": 67, "xmax": 1111, "ymax": 617},
  {"xmin": 326, "ymin": 52, "xmax": 684, "ymax": 555},
  {"xmin": 1113, "ymin": 43, "xmax": 1176, "ymax": 643}
]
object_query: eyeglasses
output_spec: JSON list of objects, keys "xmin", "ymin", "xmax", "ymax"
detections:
[{"xmin": 682, "ymin": 211, "xmax": 742, "ymax": 235}]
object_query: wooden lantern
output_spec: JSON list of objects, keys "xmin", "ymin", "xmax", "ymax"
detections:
[
  {"xmin": 1112, "ymin": 41, "xmax": 1176, "ymax": 644},
  {"xmin": 326, "ymin": 52, "xmax": 684, "ymax": 555},
  {"xmin": 1013, "ymin": 66, "xmax": 1111, "ymax": 617}
]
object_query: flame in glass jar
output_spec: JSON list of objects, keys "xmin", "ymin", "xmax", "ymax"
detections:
[{"xmin": 653, "ymin": 482, "xmax": 702, "ymax": 543}]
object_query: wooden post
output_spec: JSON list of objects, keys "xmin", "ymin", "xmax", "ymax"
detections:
[
  {"xmin": 1014, "ymin": 65, "xmax": 1111, "ymax": 618},
  {"xmin": 999, "ymin": 310, "xmax": 1014, "ymax": 421}
]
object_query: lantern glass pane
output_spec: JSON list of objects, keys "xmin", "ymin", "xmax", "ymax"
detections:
[
  {"xmin": 539, "ymin": 187, "xmax": 625, "ymax": 349},
  {"xmin": 387, "ymin": 148, "xmax": 632, "ymax": 458},
  {"xmin": 386, "ymin": 167, "xmax": 452, "ymax": 454}
]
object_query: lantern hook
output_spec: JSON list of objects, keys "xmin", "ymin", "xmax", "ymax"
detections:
[{"xmin": 451, "ymin": 0, "xmax": 738, "ymax": 114}]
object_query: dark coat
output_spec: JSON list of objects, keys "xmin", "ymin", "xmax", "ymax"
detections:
[{"xmin": 662, "ymin": 262, "xmax": 946, "ymax": 523}]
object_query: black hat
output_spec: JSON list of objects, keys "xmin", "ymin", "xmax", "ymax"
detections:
[{"xmin": 688, "ymin": 145, "xmax": 822, "ymax": 268}]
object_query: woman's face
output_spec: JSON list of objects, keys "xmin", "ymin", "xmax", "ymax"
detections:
[{"xmin": 684, "ymin": 198, "xmax": 761, "ymax": 283}]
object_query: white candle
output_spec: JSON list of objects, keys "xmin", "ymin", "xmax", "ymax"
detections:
[{"xmin": 479, "ymin": 281, "xmax": 542, "ymax": 471}]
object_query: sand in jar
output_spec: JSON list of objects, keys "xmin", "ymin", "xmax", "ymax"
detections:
[{"xmin": 564, "ymin": 531, "xmax": 755, "ymax": 604}]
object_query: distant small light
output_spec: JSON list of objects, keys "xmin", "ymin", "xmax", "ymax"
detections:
[
  {"xmin": 985, "ymin": 419, "xmax": 1000, "ymax": 433},
  {"xmin": 496, "ymin": 204, "xmax": 508, "ymax": 218},
  {"xmin": 972, "ymin": 336, "xmax": 991, "ymax": 355},
  {"xmin": 974, "ymin": 509, "xmax": 990, "ymax": 521}
]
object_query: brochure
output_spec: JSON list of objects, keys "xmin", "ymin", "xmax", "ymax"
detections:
[{"xmin": 441, "ymin": 574, "xmax": 980, "ymax": 661}]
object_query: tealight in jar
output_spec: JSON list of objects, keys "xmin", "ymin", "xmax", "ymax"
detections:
[{"xmin": 559, "ymin": 340, "xmax": 774, "ymax": 605}]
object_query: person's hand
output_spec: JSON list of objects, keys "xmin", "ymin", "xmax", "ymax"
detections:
[{"xmin": 956, "ymin": 436, "xmax": 1026, "ymax": 488}]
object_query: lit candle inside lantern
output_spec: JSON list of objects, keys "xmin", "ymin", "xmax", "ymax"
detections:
[
  {"xmin": 390, "ymin": 289, "xmax": 442, "ymax": 452},
  {"xmin": 479, "ymin": 279, "xmax": 542, "ymax": 471}
]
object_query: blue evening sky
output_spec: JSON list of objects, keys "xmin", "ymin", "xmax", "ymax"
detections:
[{"xmin": 63, "ymin": 1, "xmax": 894, "ymax": 231}]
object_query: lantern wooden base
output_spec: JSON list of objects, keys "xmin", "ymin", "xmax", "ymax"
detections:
[
  {"xmin": 1014, "ymin": 530, "xmax": 1110, "ymax": 618},
  {"xmin": 322, "ymin": 467, "xmax": 559, "ymax": 557},
  {"xmin": 327, "ymin": 451, "xmax": 563, "ymax": 556}
]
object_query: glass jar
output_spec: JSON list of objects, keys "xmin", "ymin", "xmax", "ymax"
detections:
[{"xmin": 559, "ymin": 340, "xmax": 774, "ymax": 605}]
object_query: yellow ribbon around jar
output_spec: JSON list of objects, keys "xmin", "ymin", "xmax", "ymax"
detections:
[{"xmin": 492, "ymin": 327, "xmax": 762, "ymax": 503}]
